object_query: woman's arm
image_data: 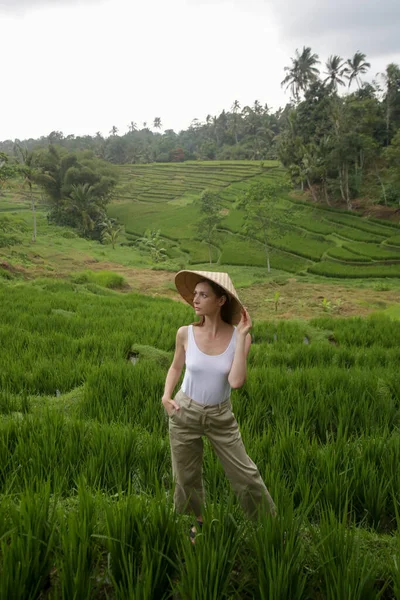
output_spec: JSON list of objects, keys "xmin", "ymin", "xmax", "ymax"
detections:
[
  {"xmin": 162, "ymin": 326, "xmax": 186, "ymax": 413},
  {"xmin": 228, "ymin": 309, "xmax": 252, "ymax": 389}
]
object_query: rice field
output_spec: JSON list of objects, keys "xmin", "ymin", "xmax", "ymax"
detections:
[
  {"xmin": 2, "ymin": 160, "xmax": 400, "ymax": 280},
  {"xmin": 1, "ymin": 278, "xmax": 400, "ymax": 598},
  {"xmin": 107, "ymin": 161, "xmax": 400, "ymax": 279}
]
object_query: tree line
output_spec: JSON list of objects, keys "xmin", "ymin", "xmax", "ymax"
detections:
[
  {"xmin": 1, "ymin": 146, "xmax": 119, "ymax": 243},
  {"xmin": 278, "ymin": 49, "xmax": 400, "ymax": 209},
  {"xmin": 1, "ymin": 48, "xmax": 399, "ymax": 210}
]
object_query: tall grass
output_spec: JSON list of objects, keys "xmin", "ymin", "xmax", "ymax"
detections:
[
  {"xmin": 0, "ymin": 483, "xmax": 57, "ymax": 599},
  {"xmin": 0, "ymin": 280, "xmax": 399, "ymax": 597}
]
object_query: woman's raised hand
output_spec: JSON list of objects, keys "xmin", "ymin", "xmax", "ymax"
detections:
[{"xmin": 236, "ymin": 307, "xmax": 252, "ymax": 337}]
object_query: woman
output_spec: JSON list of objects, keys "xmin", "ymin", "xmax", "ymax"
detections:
[{"xmin": 162, "ymin": 270, "xmax": 276, "ymax": 542}]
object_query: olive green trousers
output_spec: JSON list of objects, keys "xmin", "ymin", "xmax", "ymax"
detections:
[{"xmin": 168, "ymin": 388, "xmax": 276, "ymax": 519}]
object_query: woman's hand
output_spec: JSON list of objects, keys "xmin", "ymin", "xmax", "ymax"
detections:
[
  {"xmin": 236, "ymin": 307, "xmax": 252, "ymax": 337},
  {"xmin": 162, "ymin": 396, "xmax": 180, "ymax": 416}
]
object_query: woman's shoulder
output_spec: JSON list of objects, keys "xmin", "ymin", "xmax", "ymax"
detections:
[{"xmin": 176, "ymin": 325, "xmax": 189, "ymax": 343}]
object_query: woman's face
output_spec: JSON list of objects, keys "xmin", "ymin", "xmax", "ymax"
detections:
[{"xmin": 193, "ymin": 281, "xmax": 225, "ymax": 318}]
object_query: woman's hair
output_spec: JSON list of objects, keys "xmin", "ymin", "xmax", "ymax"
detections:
[{"xmin": 192, "ymin": 279, "xmax": 233, "ymax": 326}]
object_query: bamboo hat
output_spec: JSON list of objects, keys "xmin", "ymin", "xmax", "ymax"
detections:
[{"xmin": 174, "ymin": 270, "xmax": 244, "ymax": 325}]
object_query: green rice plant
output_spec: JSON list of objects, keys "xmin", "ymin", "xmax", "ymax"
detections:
[
  {"xmin": 0, "ymin": 410, "xmax": 171, "ymax": 496},
  {"xmin": 71, "ymin": 270, "xmax": 126, "ymax": 289},
  {"xmin": 343, "ymin": 242, "xmax": 400, "ymax": 261},
  {"xmin": 80, "ymin": 360, "xmax": 166, "ymax": 430},
  {"xmin": 0, "ymin": 483, "xmax": 57, "ymax": 599},
  {"xmin": 353, "ymin": 451, "xmax": 392, "ymax": 530},
  {"xmin": 175, "ymin": 501, "xmax": 244, "ymax": 600},
  {"xmin": 326, "ymin": 246, "xmax": 372, "ymax": 262},
  {"xmin": 311, "ymin": 508, "xmax": 384, "ymax": 599},
  {"xmin": 294, "ymin": 217, "xmax": 336, "ymax": 235},
  {"xmin": 332, "ymin": 225, "xmax": 384, "ymax": 243},
  {"xmin": 0, "ymin": 282, "xmax": 190, "ymax": 395},
  {"xmin": 0, "ymin": 389, "xmax": 19, "ymax": 414},
  {"xmin": 1, "ymin": 279, "xmax": 400, "ymax": 598},
  {"xmin": 57, "ymin": 480, "xmax": 97, "ymax": 600},
  {"xmin": 239, "ymin": 502, "xmax": 307, "ymax": 600},
  {"xmin": 180, "ymin": 239, "xmax": 219, "ymax": 264},
  {"xmin": 308, "ymin": 261, "xmax": 400, "ymax": 278},
  {"xmin": 219, "ymin": 235, "xmax": 311, "ymax": 272},
  {"xmin": 387, "ymin": 234, "xmax": 400, "ymax": 247},
  {"xmin": 326, "ymin": 213, "xmax": 395, "ymax": 238},
  {"xmin": 272, "ymin": 231, "xmax": 333, "ymax": 261},
  {"xmin": 103, "ymin": 491, "xmax": 178, "ymax": 600},
  {"xmin": 311, "ymin": 314, "xmax": 400, "ymax": 348},
  {"xmin": 392, "ymin": 495, "xmax": 400, "ymax": 599}
]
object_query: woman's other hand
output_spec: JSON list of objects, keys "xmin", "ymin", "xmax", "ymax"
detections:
[{"xmin": 162, "ymin": 396, "xmax": 180, "ymax": 416}]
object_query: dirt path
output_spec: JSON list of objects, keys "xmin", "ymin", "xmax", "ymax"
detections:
[
  {"xmin": 8, "ymin": 252, "xmax": 398, "ymax": 321},
  {"xmin": 80, "ymin": 262, "xmax": 399, "ymax": 320}
]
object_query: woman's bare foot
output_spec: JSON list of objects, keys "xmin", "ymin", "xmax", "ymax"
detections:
[{"xmin": 189, "ymin": 519, "xmax": 203, "ymax": 545}]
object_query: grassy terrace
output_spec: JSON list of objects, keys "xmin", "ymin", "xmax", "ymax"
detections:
[
  {"xmin": 106, "ymin": 160, "xmax": 400, "ymax": 278},
  {"xmin": 1, "ymin": 160, "xmax": 400, "ymax": 292}
]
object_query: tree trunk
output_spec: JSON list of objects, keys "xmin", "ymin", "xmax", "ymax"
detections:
[
  {"xmin": 208, "ymin": 243, "xmax": 212, "ymax": 265},
  {"xmin": 338, "ymin": 168, "xmax": 346, "ymax": 202},
  {"xmin": 343, "ymin": 165, "xmax": 352, "ymax": 210},
  {"xmin": 265, "ymin": 241, "xmax": 271, "ymax": 273},
  {"xmin": 31, "ymin": 191, "xmax": 36, "ymax": 242},
  {"xmin": 322, "ymin": 178, "xmax": 331, "ymax": 206},
  {"xmin": 306, "ymin": 177, "xmax": 318, "ymax": 202},
  {"xmin": 386, "ymin": 98, "xmax": 390, "ymax": 146},
  {"xmin": 376, "ymin": 172, "xmax": 387, "ymax": 206}
]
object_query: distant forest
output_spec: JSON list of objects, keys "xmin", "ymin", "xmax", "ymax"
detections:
[{"xmin": 1, "ymin": 49, "xmax": 400, "ymax": 207}]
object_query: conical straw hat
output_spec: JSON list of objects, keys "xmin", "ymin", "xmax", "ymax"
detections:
[{"xmin": 174, "ymin": 270, "xmax": 243, "ymax": 325}]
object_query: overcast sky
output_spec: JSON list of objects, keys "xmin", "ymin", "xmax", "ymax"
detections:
[{"xmin": 1, "ymin": 0, "xmax": 399, "ymax": 141}]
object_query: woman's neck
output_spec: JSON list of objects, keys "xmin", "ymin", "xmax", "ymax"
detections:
[{"xmin": 201, "ymin": 315, "xmax": 229, "ymax": 336}]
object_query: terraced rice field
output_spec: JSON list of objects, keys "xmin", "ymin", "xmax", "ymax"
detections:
[{"xmin": 109, "ymin": 161, "xmax": 400, "ymax": 279}]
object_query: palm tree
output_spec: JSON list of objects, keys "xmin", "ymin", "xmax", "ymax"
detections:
[
  {"xmin": 212, "ymin": 116, "xmax": 219, "ymax": 145},
  {"xmin": 347, "ymin": 52, "xmax": 371, "ymax": 88},
  {"xmin": 128, "ymin": 121, "xmax": 137, "ymax": 133},
  {"xmin": 69, "ymin": 183, "xmax": 103, "ymax": 237},
  {"xmin": 281, "ymin": 46, "xmax": 320, "ymax": 102},
  {"xmin": 136, "ymin": 229, "xmax": 167, "ymax": 263},
  {"xmin": 253, "ymin": 100, "xmax": 262, "ymax": 114},
  {"xmin": 110, "ymin": 125, "xmax": 118, "ymax": 136},
  {"xmin": 100, "ymin": 218, "xmax": 122, "ymax": 249},
  {"xmin": 15, "ymin": 145, "xmax": 39, "ymax": 242},
  {"xmin": 323, "ymin": 55, "xmax": 349, "ymax": 91},
  {"xmin": 153, "ymin": 117, "xmax": 162, "ymax": 130},
  {"xmin": 0, "ymin": 153, "xmax": 17, "ymax": 197},
  {"xmin": 377, "ymin": 63, "xmax": 400, "ymax": 144},
  {"xmin": 231, "ymin": 100, "xmax": 241, "ymax": 144},
  {"xmin": 231, "ymin": 100, "xmax": 241, "ymax": 113}
]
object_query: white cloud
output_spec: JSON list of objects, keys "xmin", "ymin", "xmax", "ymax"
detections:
[
  {"xmin": 0, "ymin": 0, "xmax": 103, "ymax": 14},
  {"xmin": 0, "ymin": 0, "xmax": 399, "ymax": 141},
  {"xmin": 269, "ymin": 0, "xmax": 400, "ymax": 56}
]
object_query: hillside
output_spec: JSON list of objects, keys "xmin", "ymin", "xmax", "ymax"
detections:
[
  {"xmin": 108, "ymin": 160, "xmax": 400, "ymax": 279},
  {"xmin": 1, "ymin": 159, "xmax": 400, "ymax": 321},
  {"xmin": 1, "ymin": 162, "xmax": 400, "ymax": 598}
]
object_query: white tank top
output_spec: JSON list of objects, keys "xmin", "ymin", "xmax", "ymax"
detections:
[{"xmin": 181, "ymin": 324, "xmax": 237, "ymax": 406}]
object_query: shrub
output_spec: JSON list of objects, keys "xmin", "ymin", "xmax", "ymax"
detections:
[{"xmin": 71, "ymin": 270, "xmax": 126, "ymax": 289}]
